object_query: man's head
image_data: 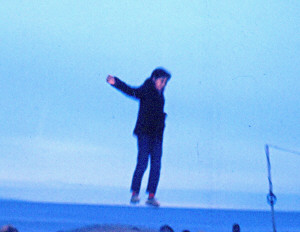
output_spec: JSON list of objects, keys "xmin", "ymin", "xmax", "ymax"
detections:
[
  {"xmin": 151, "ymin": 68, "xmax": 171, "ymax": 92},
  {"xmin": 0, "ymin": 225, "xmax": 19, "ymax": 232},
  {"xmin": 159, "ymin": 225, "xmax": 174, "ymax": 232},
  {"xmin": 232, "ymin": 223, "xmax": 240, "ymax": 232}
]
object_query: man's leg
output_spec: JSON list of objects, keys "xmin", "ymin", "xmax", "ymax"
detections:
[
  {"xmin": 146, "ymin": 136, "xmax": 163, "ymax": 195},
  {"xmin": 131, "ymin": 134, "xmax": 150, "ymax": 195}
]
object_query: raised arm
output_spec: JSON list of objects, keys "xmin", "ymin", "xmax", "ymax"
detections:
[{"xmin": 106, "ymin": 75, "xmax": 145, "ymax": 99}]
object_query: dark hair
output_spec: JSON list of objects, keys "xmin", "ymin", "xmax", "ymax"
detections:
[
  {"xmin": 151, "ymin": 68, "xmax": 171, "ymax": 80},
  {"xmin": 232, "ymin": 223, "xmax": 240, "ymax": 232},
  {"xmin": 0, "ymin": 225, "xmax": 19, "ymax": 232},
  {"xmin": 159, "ymin": 225, "xmax": 174, "ymax": 232}
]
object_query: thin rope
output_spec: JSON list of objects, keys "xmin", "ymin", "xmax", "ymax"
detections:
[
  {"xmin": 265, "ymin": 145, "xmax": 277, "ymax": 232},
  {"xmin": 268, "ymin": 144, "xmax": 300, "ymax": 156},
  {"xmin": 264, "ymin": 144, "xmax": 300, "ymax": 232}
]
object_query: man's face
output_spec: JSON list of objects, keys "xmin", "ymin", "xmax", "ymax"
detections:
[{"xmin": 153, "ymin": 77, "xmax": 168, "ymax": 92}]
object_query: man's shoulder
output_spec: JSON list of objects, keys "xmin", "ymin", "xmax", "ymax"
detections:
[{"xmin": 143, "ymin": 77, "xmax": 153, "ymax": 86}]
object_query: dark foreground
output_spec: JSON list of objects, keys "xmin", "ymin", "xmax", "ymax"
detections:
[{"xmin": 1, "ymin": 199, "xmax": 300, "ymax": 232}]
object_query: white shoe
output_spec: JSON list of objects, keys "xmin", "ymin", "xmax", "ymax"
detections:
[
  {"xmin": 146, "ymin": 198, "xmax": 160, "ymax": 207},
  {"xmin": 130, "ymin": 195, "xmax": 140, "ymax": 204}
]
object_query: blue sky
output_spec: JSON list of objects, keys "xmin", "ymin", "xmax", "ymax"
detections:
[{"xmin": 1, "ymin": 1, "xmax": 300, "ymax": 210}]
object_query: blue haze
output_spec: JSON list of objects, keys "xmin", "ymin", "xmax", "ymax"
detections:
[{"xmin": 0, "ymin": 1, "xmax": 300, "ymax": 211}]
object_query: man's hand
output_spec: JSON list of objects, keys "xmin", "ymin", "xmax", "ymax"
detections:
[{"xmin": 106, "ymin": 75, "xmax": 116, "ymax": 85}]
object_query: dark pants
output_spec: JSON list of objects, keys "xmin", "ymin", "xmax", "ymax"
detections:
[{"xmin": 131, "ymin": 134, "xmax": 163, "ymax": 195}]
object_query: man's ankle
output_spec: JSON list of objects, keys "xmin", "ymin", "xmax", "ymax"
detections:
[
  {"xmin": 148, "ymin": 193, "xmax": 155, "ymax": 199},
  {"xmin": 132, "ymin": 191, "xmax": 139, "ymax": 196}
]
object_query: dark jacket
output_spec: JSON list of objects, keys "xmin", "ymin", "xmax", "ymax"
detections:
[{"xmin": 113, "ymin": 77, "xmax": 166, "ymax": 137}]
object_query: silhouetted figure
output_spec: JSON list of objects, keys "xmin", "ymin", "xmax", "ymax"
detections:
[
  {"xmin": 107, "ymin": 68, "xmax": 171, "ymax": 207},
  {"xmin": 232, "ymin": 223, "xmax": 240, "ymax": 232},
  {"xmin": 160, "ymin": 225, "xmax": 174, "ymax": 232}
]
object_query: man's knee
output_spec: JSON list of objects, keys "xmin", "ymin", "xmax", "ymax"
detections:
[
  {"xmin": 151, "ymin": 159, "xmax": 161, "ymax": 171},
  {"xmin": 136, "ymin": 160, "xmax": 148, "ymax": 172}
]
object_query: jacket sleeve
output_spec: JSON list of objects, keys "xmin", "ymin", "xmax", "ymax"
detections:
[{"xmin": 112, "ymin": 77, "xmax": 146, "ymax": 99}]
